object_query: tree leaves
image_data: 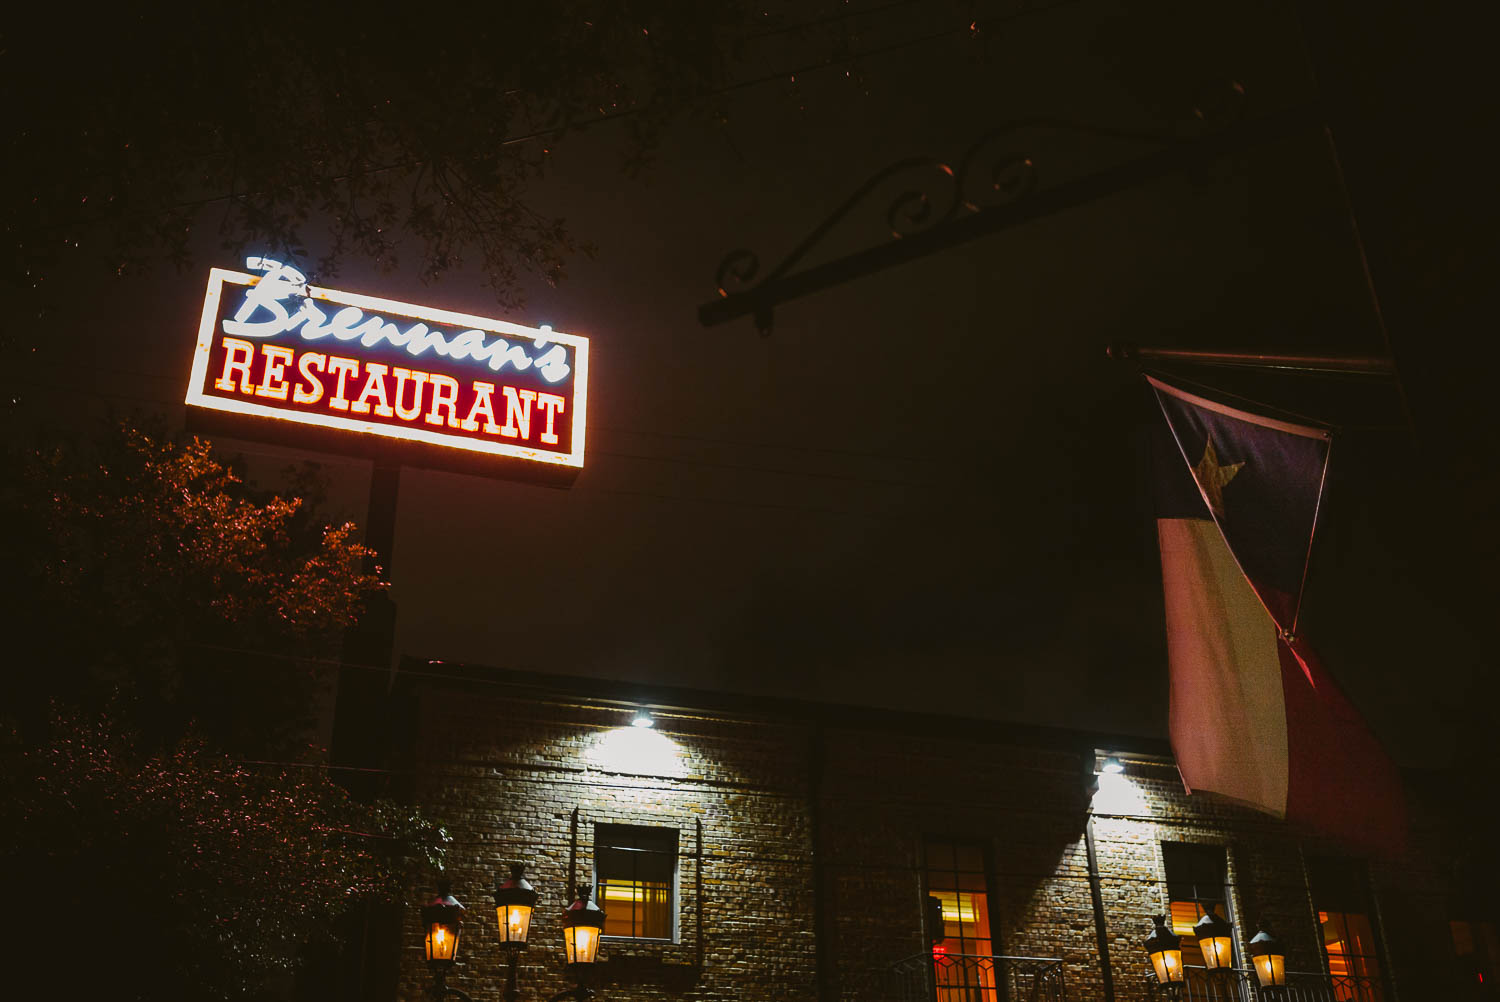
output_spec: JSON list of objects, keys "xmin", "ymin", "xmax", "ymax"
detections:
[
  {"xmin": 0, "ymin": 422, "xmax": 444, "ymax": 999},
  {"xmin": 2, "ymin": 712, "xmax": 448, "ymax": 1001},
  {"xmin": 3, "ymin": 5, "xmax": 754, "ymax": 311}
]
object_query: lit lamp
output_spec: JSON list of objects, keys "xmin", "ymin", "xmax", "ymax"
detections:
[
  {"xmin": 422, "ymin": 881, "xmax": 466, "ymax": 967},
  {"xmin": 1193, "ymin": 910, "xmax": 1235, "ymax": 971},
  {"xmin": 1145, "ymin": 914, "xmax": 1185, "ymax": 985},
  {"xmin": 494, "ymin": 864, "xmax": 538, "ymax": 1002},
  {"xmin": 563, "ymin": 884, "xmax": 606, "ymax": 965},
  {"xmin": 421, "ymin": 880, "xmax": 473, "ymax": 1001},
  {"xmin": 494, "ymin": 864, "xmax": 537, "ymax": 947},
  {"xmin": 1249, "ymin": 925, "xmax": 1287, "ymax": 988},
  {"xmin": 545, "ymin": 885, "xmax": 607, "ymax": 1002}
]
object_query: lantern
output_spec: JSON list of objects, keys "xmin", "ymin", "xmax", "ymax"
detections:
[
  {"xmin": 494, "ymin": 863, "xmax": 538, "ymax": 948},
  {"xmin": 1194, "ymin": 910, "xmax": 1235, "ymax": 970},
  {"xmin": 563, "ymin": 884, "xmax": 606, "ymax": 965},
  {"xmin": 421, "ymin": 881, "xmax": 466, "ymax": 967},
  {"xmin": 1249, "ymin": 926, "xmax": 1287, "ymax": 987},
  {"xmin": 1145, "ymin": 914, "xmax": 1185, "ymax": 984}
]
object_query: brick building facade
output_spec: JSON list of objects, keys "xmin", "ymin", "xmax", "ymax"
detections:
[{"xmin": 385, "ymin": 659, "xmax": 1488, "ymax": 1002}]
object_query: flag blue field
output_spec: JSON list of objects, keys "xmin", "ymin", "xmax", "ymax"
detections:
[{"xmin": 1150, "ymin": 376, "xmax": 1405, "ymax": 854}]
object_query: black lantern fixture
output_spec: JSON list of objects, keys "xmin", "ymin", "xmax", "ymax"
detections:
[
  {"xmin": 1145, "ymin": 914, "xmax": 1185, "ymax": 985},
  {"xmin": 1249, "ymin": 925, "xmax": 1287, "ymax": 988},
  {"xmin": 544, "ymin": 885, "xmax": 607, "ymax": 1002},
  {"xmin": 563, "ymin": 884, "xmax": 606, "ymax": 965},
  {"xmin": 1193, "ymin": 910, "xmax": 1235, "ymax": 971},
  {"xmin": 422, "ymin": 880, "xmax": 466, "ymax": 968},
  {"xmin": 494, "ymin": 864, "xmax": 538, "ymax": 948},
  {"xmin": 421, "ymin": 880, "xmax": 473, "ymax": 1001},
  {"xmin": 493, "ymin": 863, "xmax": 538, "ymax": 1002}
]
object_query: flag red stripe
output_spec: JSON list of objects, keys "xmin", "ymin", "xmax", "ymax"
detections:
[{"xmin": 1279, "ymin": 638, "xmax": 1408, "ymax": 856}]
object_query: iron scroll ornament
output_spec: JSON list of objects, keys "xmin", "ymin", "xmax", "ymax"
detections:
[{"xmin": 703, "ymin": 85, "xmax": 1259, "ymax": 334}]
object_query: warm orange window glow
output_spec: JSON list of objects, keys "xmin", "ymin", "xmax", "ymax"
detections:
[
  {"xmin": 1161, "ymin": 842, "xmax": 1234, "ymax": 972},
  {"xmin": 1319, "ymin": 910, "xmax": 1383, "ymax": 1001},
  {"xmin": 927, "ymin": 840, "xmax": 996, "ymax": 1002},
  {"xmin": 1169, "ymin": 900, "xmax": 1201, "ymax": 935},
  {"xmin": 600, "ymin": 879, "xmax": 672, "ymax": 938},
  {"xmin": 1169, "ymin": 900, "xmax": 1229, "ymax": 966}
]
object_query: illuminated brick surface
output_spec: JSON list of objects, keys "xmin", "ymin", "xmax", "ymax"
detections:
[{"xmin": 393, "ymin": 676, "xmax": 1456, "ymax": 1001}]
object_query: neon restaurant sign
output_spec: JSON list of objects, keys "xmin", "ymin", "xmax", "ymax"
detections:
[{"xmin": 184, "ymin": 258, "xmax": 589, "ymax": 475}]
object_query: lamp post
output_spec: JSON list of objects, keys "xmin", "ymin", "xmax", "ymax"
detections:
[
  {"xmin": 549, "ymin": 884, "xmax": 607, "ymax": 1002},
  {"xmin": 1145, "ymin": 914, "xmax": 1186, "ymax": 990},
  {"xmin": 1249, "ymin": 925, "xmax": 1288, "ymax": 990},
  {"xmin": 493, "ymin": 863, "xmax": 538, "ymax": 1002},
  {"xmin": 421, "ymin": 880, "xmax": 472, "ymax": 1002},
  {"xmin": 1193, "ymin": 910, "xmax": 1235, "ymax": 972}
]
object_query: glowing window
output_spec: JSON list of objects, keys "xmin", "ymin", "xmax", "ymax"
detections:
[
  {"xmin": 1310, "ymin": 857, "xmax": 1386, "ymax": 1002},
  {"xmin": 925, "ymin": 838, "xmax": 996, "ymax": 1002},
  {"xmin": 1161, "ymin": 842, "xmax": 1232, "ymax": 966},
  {"xmin": 594, "ymin": 823, "xmax": 676, "ymax": 941}
]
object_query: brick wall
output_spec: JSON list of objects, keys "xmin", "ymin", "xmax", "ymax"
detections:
[
  {"xmin": 397, "ymin": 687, "xmax": 819, "ymax": 1002},
  {"xmin": 391, "ymin": 671, "xmax": 1457, "ymax": 1002}
]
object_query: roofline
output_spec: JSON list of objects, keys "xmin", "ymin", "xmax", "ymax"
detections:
[{"xmin": 395, "ymin": 654, "xmax": 1175, "ymax": 760}]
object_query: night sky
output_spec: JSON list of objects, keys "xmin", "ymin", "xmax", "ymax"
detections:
[{"xmin": 13, "ymin": 1, "xmax": 1492, "ymax": 768}]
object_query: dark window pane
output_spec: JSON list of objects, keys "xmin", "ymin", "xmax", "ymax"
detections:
[
  {"xmin": 957, "ymin": 870, "xmax": 987, "ymax": 892},
  {"xmin": 927, "ymin": 870, "xmax": 957, "ymax": 891}
]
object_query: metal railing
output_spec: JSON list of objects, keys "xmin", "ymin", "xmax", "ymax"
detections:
[
  {"xmin": 1143, "ymin": 966, "xmax": 1385, "ymax": 1002},
  {"xmin": 876, "ymin": 953, "xmax": 1067, "ymax": 1002}
]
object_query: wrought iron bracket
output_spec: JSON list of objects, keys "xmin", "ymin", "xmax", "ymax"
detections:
[{"xmin": 700, "ymin": 96, "xmax": 1319, "ymax": 334}]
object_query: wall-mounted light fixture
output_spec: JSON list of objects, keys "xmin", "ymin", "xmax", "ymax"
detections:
[{"xmin": 630, "ymin": 709, "xmax": 654, "ymax": 729}]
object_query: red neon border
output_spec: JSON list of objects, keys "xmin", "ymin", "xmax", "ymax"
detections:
[{"xmin": 184, "ymin": 268, "xmax": 589, "ymax": 468}]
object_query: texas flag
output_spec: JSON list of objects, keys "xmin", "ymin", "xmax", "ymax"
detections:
[{"xmin": 1150, "ymin": 376, "xmax": 1406, "ymax": 855}]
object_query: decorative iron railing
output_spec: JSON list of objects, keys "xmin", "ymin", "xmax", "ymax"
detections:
[
  {"xmin": 877, "ymin": 953, "xmax": 1067, "ymax": 1002},
  {"xmin": 1143, "ymin": 965, "xmax": 1385, "ymax": 1002}
]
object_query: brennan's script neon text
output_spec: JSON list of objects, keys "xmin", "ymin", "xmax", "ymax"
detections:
[{"xmin": 224, "ymin": 257, "xmax": 571, "ymax": 383}]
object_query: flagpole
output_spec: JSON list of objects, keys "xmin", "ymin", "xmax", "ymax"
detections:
[{"xmin": 1106, "ymin": 344, "xmax": 1395, "ymax": 376}]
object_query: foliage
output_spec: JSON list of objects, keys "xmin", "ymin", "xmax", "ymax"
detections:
[
  {"xmin": 4, "ymin": 421, "xmax": 385, "ymax": 751},
  {"xmin": 4, "ymin": 4, "xmax": 761, "ymax": 311},
  {"xmin": 0, "ymin": 422, "xmax": 445, "ymax": 999},
  {"xmin": 1, "ymin": 713, "xmax": 448, "ymax": 1002}
]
